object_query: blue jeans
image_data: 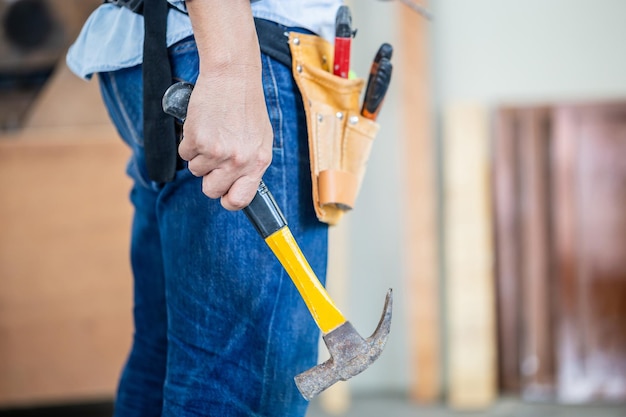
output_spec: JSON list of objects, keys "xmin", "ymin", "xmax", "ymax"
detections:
[{"xmin": 98, "ymin": 35, "xmax": 328, "ymax": 417}]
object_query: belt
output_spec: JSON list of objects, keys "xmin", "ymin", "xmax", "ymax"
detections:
[{"xmin": 254, "ymin": 18, "xmax": 292, "ymax": 69}]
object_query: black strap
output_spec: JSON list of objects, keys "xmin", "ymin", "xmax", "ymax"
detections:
[
  {"xmin": 254, "ymin": 18, "xmax": 291, "ymax": 69},
  {"xmin": 104, "ymin": 0, "xmax": 185, "ymax": 16},
  {"xmin": 142, "ymin": 0, "xmax": 177, "ymax": 182},
  {"xmin": 104, "ymin": 0, "xmax": 144, "ymax": 14}
]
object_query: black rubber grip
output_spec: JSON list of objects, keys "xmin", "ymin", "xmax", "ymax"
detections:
[{"xmin": 243, "ymin": 180, "xmax": 287, "ymax": 239}]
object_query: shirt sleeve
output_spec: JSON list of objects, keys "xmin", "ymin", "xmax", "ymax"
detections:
[{"xmin": 167, "ymin": 0, "xmax": 187, "ymax": 13}]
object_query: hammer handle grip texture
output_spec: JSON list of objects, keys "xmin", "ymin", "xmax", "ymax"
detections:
[{"xmin": 243, "ymin": 181, "xmax": 287, "ymax": 239}]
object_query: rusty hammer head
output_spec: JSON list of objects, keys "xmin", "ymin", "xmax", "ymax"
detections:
[{"xmin": 294, "ymin": 289, "xmax": 393, "ymax": 400}]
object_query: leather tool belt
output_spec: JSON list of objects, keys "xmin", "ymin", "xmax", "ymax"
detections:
[{"xmin": 288, "ymin": 32, "xmax": 380, "ymax": 225}]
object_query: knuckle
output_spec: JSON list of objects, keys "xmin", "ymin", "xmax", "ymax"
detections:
[
  {"xmin": 257, "ymin": 151, "xmax": 272, "ymax": 169},
  {"xmin": 186, "ymin": 160, "xmax": 202, "ymax": 177},
  {"xmin": 223, "ymin": 194, "xmax": 250, "ymax": 211},
  {"xmin": 195, "ymin": 142, "xmax": 210, "ymax": 158},
  {"xmin": 201, "ymin": 177, "xmax": 222, "ymax": 199},
  {"xmin": 229, "ymin": 152, "xmax": 248, "ymax": 170},
  {"xmin": 177, "ymin": 140, "xmax": 192, "ymax": 161}
]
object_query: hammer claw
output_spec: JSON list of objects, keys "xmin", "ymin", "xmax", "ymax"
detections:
[{"xmin": 294, "ymin": 289, "xmax": 393, "ymax": 400}]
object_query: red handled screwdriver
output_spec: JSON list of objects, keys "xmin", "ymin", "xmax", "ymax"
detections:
[{"xmin": 333, "ymin": 5, "xmax": 353, "ymax": 78}]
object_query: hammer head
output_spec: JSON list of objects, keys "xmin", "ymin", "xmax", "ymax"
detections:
[{"xmin": 294, "ymin": 289, "xmax": 393, "ymax": 400}]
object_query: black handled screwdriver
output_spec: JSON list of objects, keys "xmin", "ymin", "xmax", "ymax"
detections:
[{"xmin": 361, "ymin": 56, "xmax": 393, "ymax": 121}]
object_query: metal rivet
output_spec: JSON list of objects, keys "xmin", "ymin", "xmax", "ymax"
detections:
[
  {"xmin": 296, "ymin": 65, "xmax": 303, "ymax": 73},
  {"xmin": 336, "ymin": 112, "xmax": 344, "ymax": 120},
  {"xmin": 293, "ymin": 37, "xmax": 300, "ymax": 46},
  {"xmin": 317, "ymin": 114, "xmax": 324, "ymax": 123},
  {"xmin": 349, "ymin": 116, "xmax": 359, "ymax": 125}
]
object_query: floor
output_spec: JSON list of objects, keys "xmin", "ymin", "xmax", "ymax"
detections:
[
  {"xmin": 307, "ymin": 394, "xmax": 626, "ymax": 417},
  {"xmin": 0, "ymin": 395, "xmax": 624, "ymax": 417}
]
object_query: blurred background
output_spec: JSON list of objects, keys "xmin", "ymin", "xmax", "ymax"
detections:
[{"xmin": 0, "ymin": 0, "xmax": 625, "ymax": 416}]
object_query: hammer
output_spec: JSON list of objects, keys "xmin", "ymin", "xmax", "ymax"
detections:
[{"xmin": 162, "ymin": 81, "xmax": 393, "ymax": 400}]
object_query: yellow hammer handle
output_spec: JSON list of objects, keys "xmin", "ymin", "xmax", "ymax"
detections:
[{"xmin": 265, "ymin": 227, "xmax": 346, "ymax": 334}]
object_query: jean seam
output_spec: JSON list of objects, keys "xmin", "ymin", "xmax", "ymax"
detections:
[
  {"xmin": 263, "ymin": 54, "xmax": 284, "ymax": 150},
  {"xmin": 102, "ymin": 72, "xmax": 153, "ymax": 190},
  {"xmin": 259, "ymin": 267, "xmax": 286, "ymax": 411},
  {"xmin": 109, "ymin": 71, "xmax": 144, "ymax": 147}
]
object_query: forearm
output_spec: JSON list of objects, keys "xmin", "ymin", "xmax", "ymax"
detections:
[
  {"xmin": 186, "ymin": 0, "xmax": 261, "ymax": 72},
  {"xmin": 179, "ymin": 0, "xmax": 273, "ymax": 211}
]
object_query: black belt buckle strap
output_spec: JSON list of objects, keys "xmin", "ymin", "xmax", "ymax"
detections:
[
  {"xmin": 253, "ymin": 18, "xmax": 292, "ymax": 69},
  {"xmin": 142, "ymin": 0, "xmax": 177, "ymax": 182}
]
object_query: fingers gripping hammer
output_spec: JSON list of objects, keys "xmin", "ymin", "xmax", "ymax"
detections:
[{"xmin": 162, "ymin": 82, "xmax": 393, "ymax": 400}]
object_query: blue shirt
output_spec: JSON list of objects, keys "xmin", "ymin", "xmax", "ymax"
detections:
[{"xmin": 67, "ymin": 0, "xmax": 342, "ymax": 79}]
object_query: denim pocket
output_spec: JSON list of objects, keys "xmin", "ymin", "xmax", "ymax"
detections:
[
  {"xmin": 169, "ymin": 36, "xmax": 200, "ymax": 86},
  {"xmin": 99, "ymin": 67, "xmax": 144, "ymax": 148},
  {"xmin": 261, "ymin": 53, "xmax": 286, "ymax": 150}
]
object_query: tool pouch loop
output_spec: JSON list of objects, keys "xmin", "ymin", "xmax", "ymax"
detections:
[{"xmin": 289, "ymin": 32, "xmax": 380, "ymax": 225}]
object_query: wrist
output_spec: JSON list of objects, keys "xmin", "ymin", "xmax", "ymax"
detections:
[{"xmin": 186, "ymin": 0, "xmax": 261, "ymax": 70}]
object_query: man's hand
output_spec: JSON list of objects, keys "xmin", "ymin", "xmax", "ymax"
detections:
[
  {"xmin": 179, "ymin": 65, "xmax": 273, "ymax": 211},
  {"xmin": 181, "ymin": 0, "xmax": 273, "ymax": 211}
]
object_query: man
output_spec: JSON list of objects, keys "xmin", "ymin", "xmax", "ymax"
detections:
[{"xmin": 67, "ymin": 1, "xmax": 341, "ymax": 415}]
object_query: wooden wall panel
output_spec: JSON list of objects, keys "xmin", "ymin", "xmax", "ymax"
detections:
[
  {"xmin": 552, "ymin": 104, "xmax": 626, "ymax": 403},
  {"xmin": 24, "ymin": 61, "xmax": 110, "ymax": 129},
  {"xmin": 517, "ymin": 108, "xmax": 556, "ymax": 400},
  {"xmin": 494, "ymin": 102, "xmax": 626, "ymax": 404},
  {"xmin": 0, "ymin": 128, "xmax": 133, "ymax": 406},
  {"xmin": 493, "ymin": 108, "xmax": 522, "ymax": 393},
  {"xmin": 493, "ymin": 107, "xmax": 556, "ymax": 399},
  {"xmin": 398, "ymin": 0, "xmax": 441, "ymax": 403},
  {"xmin": 443, "ymin": 104, "xmax": 497, "ymax": 409}
]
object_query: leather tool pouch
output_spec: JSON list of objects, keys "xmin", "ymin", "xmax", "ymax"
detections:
[{"xmin": 289, "ymin": 32, "xmax": 380, "ymax": 225}]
